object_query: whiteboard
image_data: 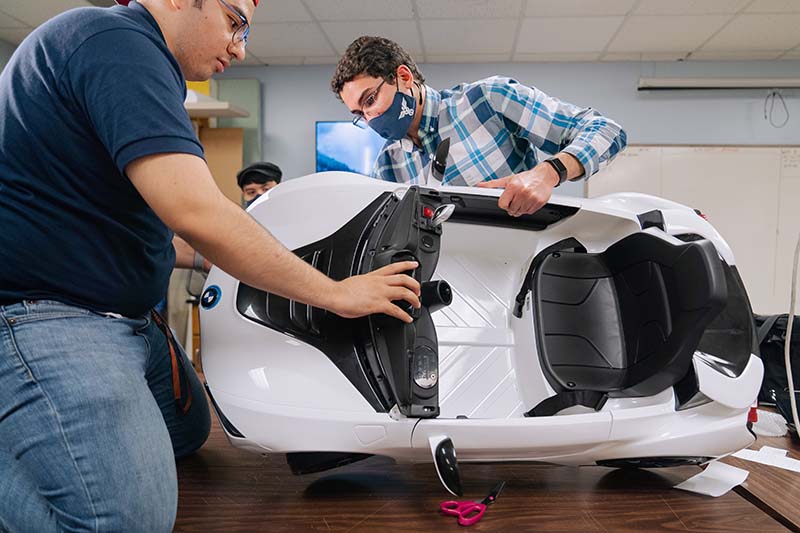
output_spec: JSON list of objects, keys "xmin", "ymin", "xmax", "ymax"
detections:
[{"xmin": 588, "ymin": 145, "xmax": 800, "ymax": 315}]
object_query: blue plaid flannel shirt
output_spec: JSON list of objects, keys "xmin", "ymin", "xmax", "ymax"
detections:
[{"xmin": 372, "ymin": 76, "xmax": 627, "ymax": 185}]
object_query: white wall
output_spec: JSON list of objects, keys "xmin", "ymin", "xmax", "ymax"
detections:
[
  {"xmin": 221, "ymin": 60, "xmax": 800, "ymax": 181},
  {"xmin": 0, "ymin": 40, "xmax": 15, "ymax": 70}
]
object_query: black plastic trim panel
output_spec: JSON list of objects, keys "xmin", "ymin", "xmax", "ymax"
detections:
[
  {"xmin": 205, "ymin": 384, "xmax": 245, "ymax": 438},
  {"xmin": 676, "ymin": 234, "xmax": 756, "ymax": 377},
  {"xmin": 637, "ymin": 209, "xmax": 665, "ymax": 231},
  {"xmin": 286, "ymin": 452, "xmax": 374, "ymax": 475},
  {"xmin": 597, "ymin": 456, "xmax": 713, "ymax": 468},
  {"xmin": 436, "ymin": 191, "xmax": 579, "ymax": 231}
]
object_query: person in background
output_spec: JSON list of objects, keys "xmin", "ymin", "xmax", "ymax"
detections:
[
  {"xmin": 0, "ymin": 3, "xmax": 419, "ymax": 531},
  {"xmin": 237, "ymin": 161, "xmax": 282, "ymax": 207},
  {"xmin": 330, "ymin": 36, "xmax": 627, "ymax": 217},
  {"xmin": 188, "ymin": 161, "xmax": 285, "ymax": 270}
]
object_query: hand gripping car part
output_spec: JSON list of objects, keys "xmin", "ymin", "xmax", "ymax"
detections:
[{"xmin": 200, "ymin": 171, "xmax": 764, "ymax": 494}]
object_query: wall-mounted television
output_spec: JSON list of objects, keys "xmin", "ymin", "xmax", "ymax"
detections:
[{"xmin": 315, "ymin": 121, "xmax": 387, "ymax": 176}]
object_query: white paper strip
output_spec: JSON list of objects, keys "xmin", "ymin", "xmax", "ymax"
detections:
[
  {"xmin": 732, "ymin": 445, "xmax": 800, "ymax": 473},
  {"xmin": 674, "ymin": 461, "xmax": 749, "ymax": 497}
]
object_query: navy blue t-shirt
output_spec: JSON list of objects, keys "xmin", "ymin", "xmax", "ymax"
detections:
[{"xmin": 0, "ymin": 1, "xmax": 204, "ymax": 316}]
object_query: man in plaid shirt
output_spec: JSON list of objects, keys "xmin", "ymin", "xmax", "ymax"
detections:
[{"xmin": 331, "ymin": 36, "xmax": 627, "ymax": 217}]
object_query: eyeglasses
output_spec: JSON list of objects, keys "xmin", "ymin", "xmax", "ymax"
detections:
[
  {"xmin": 351, "ymin": 79, "xmax": 388, "ymax": 127},
  {"xmin": 216, "ymin": 0, "xmax": 250, "ymax": 47}
]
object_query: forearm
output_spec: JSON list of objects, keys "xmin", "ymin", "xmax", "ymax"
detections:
[
  {"xmin": 176, "ymin": 197, "xmax": 340, "ymax": 309},
  {"xmin": 554, "ymin": 152, "xmax": 584, "ymax": 182},
  {"xmin": 561, "ymin": 112, "xmax": 627, "ymax": 178},
  {"xmin": 127, "ymin": 153, "xmax": 341, "ymax": 311},
  {"xmin": 172, "ymin": 235, "xmax": 196, "ymax": 269}
]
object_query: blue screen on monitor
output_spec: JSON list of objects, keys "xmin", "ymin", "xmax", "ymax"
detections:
[{"xmin": 316, "ymin": 121, "xmax": 387, "ymax": 176}]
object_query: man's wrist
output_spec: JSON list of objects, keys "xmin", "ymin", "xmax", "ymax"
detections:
[
  {"xmin": 192, "ymin": 251, "xmax": 205, "ymax": 272},
  {"xmin": 536, "ymin": 162, "xmax": 560, "ymax": 188},
  {"xmin": 311, "ymin": 277, "xmax": 344, "ymax": 314},
  {"xmin": 543, "ymin": 157, "xmax": 569, "ymax": 187}
]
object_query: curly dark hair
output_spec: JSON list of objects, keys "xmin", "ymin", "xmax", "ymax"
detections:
[{"xmin": 330, "ymin": 36, "xmax": 425, "ymax": 99}]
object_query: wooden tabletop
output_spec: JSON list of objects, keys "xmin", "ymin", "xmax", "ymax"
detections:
[
  {"xmin": 723, "ymin": 433, "xmax": 800, "ymax": 531},
  {"xmin": 174, "ymin": 412, "xmax": 794, "ymax": 532}
]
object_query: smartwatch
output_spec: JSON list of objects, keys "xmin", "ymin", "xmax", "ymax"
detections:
[
  {"xmin": 193, "ymin": 251, "xmax": 205, "ymax": 273},
  {"xmin": 543, "ymin": 157, "xmax": 568, "ymax": 187}
]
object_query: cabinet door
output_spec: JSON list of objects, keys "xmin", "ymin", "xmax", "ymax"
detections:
[{"xmin": 200, "ymin": 127, "xmax": 244, "ymax": 205}]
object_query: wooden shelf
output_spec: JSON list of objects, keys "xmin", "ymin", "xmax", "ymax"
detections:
[{"xmin": 185, "ymin": 101, "xmax": 249, "ymax": 118}]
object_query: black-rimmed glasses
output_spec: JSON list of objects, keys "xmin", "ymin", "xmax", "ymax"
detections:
[
  {"xmin": 217, "ymin": 0, "xmax": 250, "ymax": 47},
  {"xmin": 351, "ymin": 79, "xmax": 388, "ymax": 127}
]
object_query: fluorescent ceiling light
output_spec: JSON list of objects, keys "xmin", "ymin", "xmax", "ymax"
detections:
[{"xmin": 638, "ymin": 77, "xmax": 800, "ymax": 91}]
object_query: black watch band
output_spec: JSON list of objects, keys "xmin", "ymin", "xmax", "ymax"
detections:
[{"xmin": 543, "ymin": 157, "xmax": 568, "ymax": 187}]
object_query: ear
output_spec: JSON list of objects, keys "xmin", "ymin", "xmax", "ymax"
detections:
[
  {"xmin": 396, "ymin": 64, "xmax": 414, "ymax": 90},
  {"xmin": 165, "ymin": 0, "xmax": 185, "ymax": 11}
]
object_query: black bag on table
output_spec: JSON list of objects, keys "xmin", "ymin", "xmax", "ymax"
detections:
[{"xmin": 754, "ymin": 314, "xmax": 800, "ymax": 404}]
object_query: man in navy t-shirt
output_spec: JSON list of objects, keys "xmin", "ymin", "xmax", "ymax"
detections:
[{"xmin": 0, "ymin": 1, "xmax": 421, "ymax": 530}]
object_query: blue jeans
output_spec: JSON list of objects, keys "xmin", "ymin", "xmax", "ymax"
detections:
[{"xmin": 0, "ymin": 300, "xmax": 210, "ymax": 532}]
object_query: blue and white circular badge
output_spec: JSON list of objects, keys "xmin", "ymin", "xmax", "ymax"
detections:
[{"xmin": 201, "ymin": 285, "xmax": 222, "ymax": 310}]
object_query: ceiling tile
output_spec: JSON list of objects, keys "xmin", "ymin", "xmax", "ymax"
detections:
[
  {"xmin": 252, "ymin": 0, "xmax": 311, "ymax": 23},
  {"xmin": 0, "ymin": 27, "xmax": 32, "ymax": 45},
  {"xmin": 599, "ymin": 52, "xmax": 641, "ymax": 61},
  {"xmin": 513, "ymin": 52, "xmax": 600, "ymax": 62},
  {"xmin": 634, "ymin": 0, "xmax": 749, "ymax": 15},
  {"xmin": 425, "ymin": 53, "xmax": 511, "ymax": 63},
  {"xmin": 607, "ymin": 15, "xmax": 732, "ymax": 52},
  {"xmin": 745, "ymin": 0, "xmax": 800, "ymax": 13},
  {"xmin": 635, "ymin": 52, "xmax": 689, "ymax": 61},
  {"xmin": 640, "ymin": 52, "xmax": 692, "ymax": 61},
  {"xmin": 322, "ymin": 20, "xmax": 422, "ymax": 55},
  {"xmin": 525, "ymin": 0, "xmax": 636, "ymax": 17},
  {"xmin": 420, "ymin": 19, "xmax": 517, "ymax": 55},
  {"xmin": 516, "ymin": 17, "xmax": 622, "ymax": 54},
  {"xmin": 0, "ymin": 0, "xmax": 90, "ymax": 27},
  {"xmin": 702, "ymin": 14, "xmax": 800, "ymax": 51},
  {"xmin": 237, "ymin": 53, "xmax": 267, "ymax": 66},
  {"xmin": 0, "ymin": 10, "xmax": 27, "ymax": 28},
  {"xmin": 688, "ymin": 50, "xmax": 784, "ymax": 60},
  {"xmin": 247, "ymin": 22, "xmax": 334, "ymax": 57},
  {"xmin": 416, "ymin": 0, "xmax": 522, "ymax": 19},
  {"xmin": 303, "ymin": 56, "xmax": 339, "ymax": 65},
  {"xmin": 303, "ymin": 0, "xmax": 413, "ymax": 21},
  {"xmin": 601, "ymin": 52, "xmax": 688, "ymax": 61},
  {"xmin": 258, "ymin": 56, "xmax": 305, "ymax": 65}
]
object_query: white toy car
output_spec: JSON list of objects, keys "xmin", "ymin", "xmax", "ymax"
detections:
[{"xmin": 200, "ymin": 171, "xmax": 763, "ymax": 495}]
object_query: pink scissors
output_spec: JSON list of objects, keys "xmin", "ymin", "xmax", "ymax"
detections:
[{"xmin": 440, "ymin": 481, "xmax": 505, "ymax": 526}]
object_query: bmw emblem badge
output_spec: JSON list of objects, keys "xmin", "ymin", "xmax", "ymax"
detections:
[{"xmin": 201, "ymin": 285, "xmax": 221, "ymax": 310}]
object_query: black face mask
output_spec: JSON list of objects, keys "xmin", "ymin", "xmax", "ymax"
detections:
[
  {"xmin": 245, "ymin": 194, "xmax": 262, "ymax": 208},
  {"xmin": 367, "ymin": 79, "xmax": 417, "ymax": 140}
]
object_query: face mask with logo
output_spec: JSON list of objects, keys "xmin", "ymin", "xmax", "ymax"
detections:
[{"xmin": 367, "ymin": 79, "xmax": 417, "ymax": 140}]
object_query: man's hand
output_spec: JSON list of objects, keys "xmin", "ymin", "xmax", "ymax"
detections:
[
  {"xmin": 477, "ymin": 153, "xmax": 584, "ymax": 216},
  {"xmin": 476, "ymin": 165, "xmax": 559, "ymax": 217},
  {"xmin": 328, "ymin": 261, "xmax": 422, "ymax": 323}
]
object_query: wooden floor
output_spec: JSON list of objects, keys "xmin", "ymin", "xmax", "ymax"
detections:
[{"xmin": 174, "ymin": 404, "xmax": 798, "ymax": 532}]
